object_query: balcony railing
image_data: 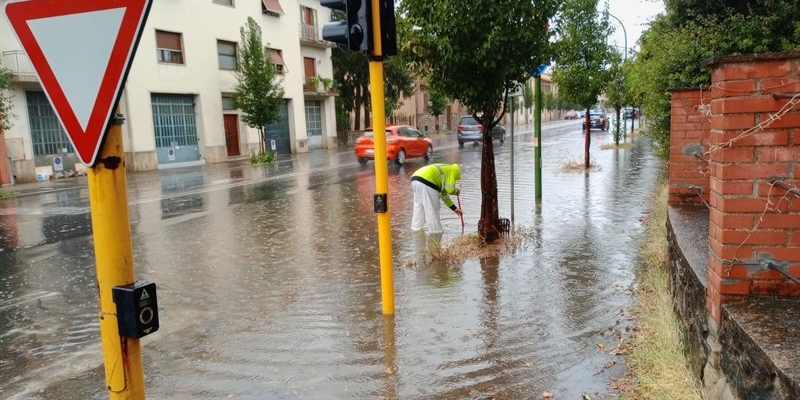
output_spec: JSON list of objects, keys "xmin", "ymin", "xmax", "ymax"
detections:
[
  {"xmin": 3, "ymin": 50, "xmax": 36, "ymax": 77},
  {"xmin": 299, "ymin": 23, "xmax": 334, "ymax": 48},
  {"xmin": 2, "ymin": 50, "xmax": 36, "ymax": 79}
]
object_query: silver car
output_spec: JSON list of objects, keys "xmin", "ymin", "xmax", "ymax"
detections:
[{"xmin": 457, "ymin": 115, "xmax": 506, "ymax": 147}]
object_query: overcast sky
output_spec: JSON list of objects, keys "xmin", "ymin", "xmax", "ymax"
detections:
[{"xmin": 605, "ymin": 0, "xmax": 665, "ymax": 55}]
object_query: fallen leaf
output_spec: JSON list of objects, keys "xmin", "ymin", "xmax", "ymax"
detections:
[
  {"xmin": 583, "ymin": 394, "xmax": 592, "ymax": 400},
  {"xmin": 542, "ymin": 391, "xmax": 554, "ymax": 398},
  {"xmin": 596, "ymin": 343, "xmax": 605, "ymax": 351}
]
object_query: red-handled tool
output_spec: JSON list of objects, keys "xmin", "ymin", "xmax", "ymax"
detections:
[{"xmin": 457, "ymin": 192, "xmax": 464, "ymax": 235}]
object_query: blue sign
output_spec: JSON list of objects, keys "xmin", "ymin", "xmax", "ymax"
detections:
[{"xmin": 528, "ymin": 62, "xmax": 549, "ymax": 77}]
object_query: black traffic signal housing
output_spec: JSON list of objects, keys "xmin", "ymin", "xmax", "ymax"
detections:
[{"xmin": 321, "ymin": 0, "xmax": 372, "ymax": 53}]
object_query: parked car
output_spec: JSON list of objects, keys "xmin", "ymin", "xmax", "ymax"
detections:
[
  {"xmin": 624, "ymin": 107, "xmax": 638, "ymax": 119},
  {"xmin": 354, "ymin": 124, "xmax": 432, "ymax": 166},
  {"xmin": 564, "ymin": 110, "xmax": 579, "ymax": 120},
  {"xmin": 582, "ymin": 111, "xmax": 608, "ymax": 131},
  {"xmin": 456, "ymin": 115, "xmax": 506, "ymax": 147}
]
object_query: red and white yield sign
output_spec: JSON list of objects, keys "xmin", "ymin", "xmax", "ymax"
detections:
[{"xmin": 5, "ymin": 0, "xmax": 152, "ymax": 165}]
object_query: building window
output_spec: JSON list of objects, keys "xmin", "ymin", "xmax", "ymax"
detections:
[
  {"xmin": 212, "ymin": 0, "xmax": 233, "ymax": 6},
  {"xmin": 299, "ymin": 6, "xmax": 317, "ymax": 41},
  {"xmin": 217, "ymin": 40, "xmax": 237, "ymax": 70},
  {"xmin": 221, "ymin": 94, "xmax": 236, "ymax": 111},
  {"xmin": 27, "ymin": 91, "xmax": 74, "ymax": 156},
  {"xmin": 268, "ymin": 48, "xmax": 286, "ymax": 74},
  {"xmin": 261, "ymin": 0, "xmax": 284, "ymax": 16},
  {"xmin": 156, "ymin": 30, "xmax": 184, "ymax": 64}
]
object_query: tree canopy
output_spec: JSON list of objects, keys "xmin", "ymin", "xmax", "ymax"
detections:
[
  {"xmin": 233, "ymin": 17, "xmax": 284, "ymax": 153},
  {"xmin": 630, "ymin": 0, "xmax": 800, "ymax": 158},
  {"xmin": 0, "ymin": 67, "xmax": 12, "ymax": 133},
  {"xmin": 401, "ymin": 0, "xmax": 557, "ymax": 242},
  {"xmin": 331, "ymin": 10, "xmax": 415, "ymax": 130},
  {"xmin": 551, "ymin": 0, "xmax": 613, "ymax": 168}
]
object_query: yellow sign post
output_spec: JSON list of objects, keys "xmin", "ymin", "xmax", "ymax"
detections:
[
  {"xmin": 369, "ymin": 0, "xmax": 394, "ymax": 315},
  {"xmin": 88, "ymin": 117, "xmax": 146, "ymax": 399}
]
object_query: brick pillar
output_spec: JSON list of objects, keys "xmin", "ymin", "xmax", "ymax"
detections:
[
  {"xmin": 705, "ymin": 52, "xmax": 800, "ymax": 324},
  {"xmin": 668, "ymin": 88, "xmax": 711, "ymax": 204}
]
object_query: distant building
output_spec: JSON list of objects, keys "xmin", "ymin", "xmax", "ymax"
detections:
[
  {"xmin": 0, "ymin": 0, "xmax": 339, "ymax": 183},
  {"xmin": 391, "ymin": 73, "xmax": 559, "ymax": 135}
]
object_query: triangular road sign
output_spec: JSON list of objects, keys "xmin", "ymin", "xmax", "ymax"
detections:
[{"xmin": 4, "ymin": 0, "xmax": 152, "ymax": 165}]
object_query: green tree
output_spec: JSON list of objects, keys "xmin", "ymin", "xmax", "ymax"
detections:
[
  {"xmin": 630, "ymin": 0, "xmax": 800, "ymax": 159},
  {"xmin": 332, "ymin": 43, "xmax": 368, "ymax": 130},
  {"xmin": 427, "ymin": 84, "xmax": 448, "ymax": 134},
  {"xmin": 383, "ymin": 55, "xmax": 416, "ymax": 119},
  {"xmin": 523, "ymin": 82, "xmax": 535, "ymax": 111},
  {"xmin": 402, "ymin": 0, "xmax": 556, "ymax": 242},
  {"xmin": 331, "ymin": 10, "xmax": 415, "ymax": 130},
  {"xmin": 0, "ymin": 67, "xmax": 12, "ymax": 132},
  {"xmin": 551, "ymin": 0, "xmax": 613, "ymax": 169},
  {"xmin": 604, "ymin": 50, "xmax": 630, "ymax": 145},
  {"xmin": 233, "ymin": 17, "xmax": 284, "ymax": 155}
]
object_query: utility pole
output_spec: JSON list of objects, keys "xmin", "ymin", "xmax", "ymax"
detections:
[{"xmin": 323, "ymin": 0, "xmax": 397, "ymax": 314}]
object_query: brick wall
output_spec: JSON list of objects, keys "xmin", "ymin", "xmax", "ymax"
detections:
[
  {"xmin": 668, "ymin": 88, "xmax": 711, "ymax": 204},
  {"xmin": 703, "ymin": 52, "xmax": 800, "ymax": 323}
]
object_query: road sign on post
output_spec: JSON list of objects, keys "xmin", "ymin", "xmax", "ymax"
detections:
[
  {"xmin": 5, "ymin": 1, "xmax": 153, "ymax": 399},
  {"xmin": 4, "ymin": 0, "xmax": 152, "ymax": 166}
]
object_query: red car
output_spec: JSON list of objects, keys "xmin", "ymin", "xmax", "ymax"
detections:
[
  {"xmin": 564, "ymin": 110, "xmax": 579, "ymax": 120},
  {"xmin": 355, "ymin": 125, "xmax": 433, "ymax": 165}
]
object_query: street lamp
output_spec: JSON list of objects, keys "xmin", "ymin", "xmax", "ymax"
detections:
[{"xmin": 606, "ymin": 12, "xmax": 627, "ymax": 60}]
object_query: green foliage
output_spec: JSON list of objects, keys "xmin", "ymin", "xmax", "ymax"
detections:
[
  {"xmin": 249, "ymin": 151, "xmax": 276, "ymax": 164},
  {"xmin": 384, "ymin": 56, "xmax": 416, "ymax": 116},
  {"xmin": 630, "ymin": 0, "xmax": 800, "ymax": 159},
  {"xmin": 0, "ymin": 188, "xmax": 17, "ymax": 200},
  {"xmin": 523, "ymin": 83, "xmax": 534, "ymax": 110},
  {"xmin": 605, "ymin": 51, "xmax": 630, "ymax": 142},
  {"xmin": 402, "ymin": 0, "xmax": 556, "ymax": 120},
  {"xmin": 0, "ymin": 67, "xmax": 13, "ymax": 133},
  {"xmin": 551, "ymin": 0, "xmax": 613, "ymax": 110},
  {"xmin": 330, "ymin": 10, "xmax": 415, "ymax": 130},
  {"xmin": 427, "ymin": 85, "xmax": 448, "ymax": 118},
  {"xmin": 401, "ymin": 0, "xmax": 557, "ymax": 241},
  {"xmin": 233, "ymin": 17, "xmax": 285, "ymax": 132},
  {"xmin": 334, "ymin": 97, "xmax": 351, "ymax": 131}
]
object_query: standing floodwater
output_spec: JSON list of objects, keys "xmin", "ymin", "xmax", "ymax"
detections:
[{"xmin": 0, "ymin": 120, "xmax": 659, "ymax": 399}]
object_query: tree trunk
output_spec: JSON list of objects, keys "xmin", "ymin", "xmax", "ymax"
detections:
[
  {"xmin": 584, "ymin": 107, "xmax": 591, "ymax": 169},
  {"xmin": 362, "ymin": 83, "xmax": 371, "ymax": 129},
  {"xmin": 258, "ymin": 127, "xmax": 265, "ymax": 154},
  {"xmin": 630, "ymin": 105, "xmax": 635, "ymax": 134},
  {"xmin": 354, "ymin": 85, "xmax": 362, "ymax": 131},
  {"xmin": 478, "ymin": 122, "xmax": 500, "ymax": 244}
]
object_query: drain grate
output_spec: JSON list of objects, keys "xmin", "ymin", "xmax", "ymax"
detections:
[{"xmin": 499, "ymin": 218, "xmax": 511, "ymax": 237}]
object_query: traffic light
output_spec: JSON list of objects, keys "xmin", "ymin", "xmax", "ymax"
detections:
[{"xmin": 321, "ymin": 0, "xmax": 372, "ymax": 53}]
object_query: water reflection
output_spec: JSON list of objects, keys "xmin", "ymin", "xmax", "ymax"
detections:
[{"xmin": 0, "ymin": 127, "xmax": 662, "ymax": 399}]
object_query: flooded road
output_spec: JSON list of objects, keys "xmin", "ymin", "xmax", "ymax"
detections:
[{"xmin": 0, "ymin": 119, "xmax": 661, "ymax": 399}]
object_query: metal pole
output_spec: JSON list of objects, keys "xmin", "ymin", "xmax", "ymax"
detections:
[
  {"xmin": 607, "ymin": 12, "xmax": 627, "ymax": 60},
  {"xmin": 534, "ymin": 76, "xmax": 542, "ymax": 200},
  {"xmin": 88, "ymin": 114, "xmax": 146, "ymax": 399},
  {"xmin": 369, "ymin": 0, "xmax": 394, "ymax": 315},
  {"xmin": 510, "ymin": 95, "xmax": 514, "ymax": 227}
]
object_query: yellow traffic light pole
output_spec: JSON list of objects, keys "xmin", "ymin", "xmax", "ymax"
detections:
[
  {"xmin": 369, "ymin": 0, "xmax": 394, "ymax": 315},
  {"xmin": 88, "ymin": 116, "xmax": 146, "ymax": 399}
]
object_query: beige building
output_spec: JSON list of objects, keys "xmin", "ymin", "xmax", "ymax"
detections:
[
  {"xmin": 1, "ymin": 0, "xmax": 339, "ymax": 183},
  {"xmin": 391, "ymin": 73, "xmax": 558, "ymax": 135}
]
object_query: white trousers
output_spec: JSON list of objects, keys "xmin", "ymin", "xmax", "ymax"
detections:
[{"xmin": 411, "ymin": 180, "xmax": 443, "ymax": 234}]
